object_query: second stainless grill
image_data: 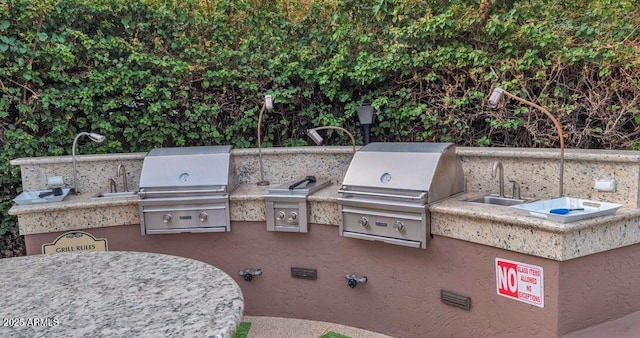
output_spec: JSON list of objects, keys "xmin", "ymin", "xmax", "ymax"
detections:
[
  {"xmin": 138, "ymin": 146, "xmax": 238, "ymax": 235},
  {"xmin": 338, "ymin": 143, "xmax": 464, "ymax": 248}
]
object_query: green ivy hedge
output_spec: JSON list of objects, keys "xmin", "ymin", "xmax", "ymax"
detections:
[{"xmin": 1, "ymin": 0, "xmax": 639, "ymax": 256}]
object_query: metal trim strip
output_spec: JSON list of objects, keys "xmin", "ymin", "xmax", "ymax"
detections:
[
  {"xmin": 342, "ymin": 231, "xmax": 422, "ymax": 248},
  {"xmin": 145, "ymin": 227, "xmax": 227, "ymax": 234},
  {"xmin": 338, "ymin": 189, "xmax": 427, "ymax": 201},
  {"xmin": 340, "ymin": 206, "xmax": 424, "ymax": 220},
  {"xmin": 139, "ymin": 188, "xmax": 226, "ymax": 198},
  {"xmin": 141, "ymin": 205, "xmax": 226, "ymax": 213}
]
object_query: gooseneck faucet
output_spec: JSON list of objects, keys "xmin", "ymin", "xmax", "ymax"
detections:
[
  {"xmin": 492, "ymin": 161, "xmax": 505, "ymax": 197},
  {"xmin": 488, "ymin": 87, "xmax": 565, "ymax": 197},
  {"xmin": 256, "ymin": 94, "xmax": 274, "ymax": 186},
  {"xmin": 72, "ymin": 132, "xmax": 105, "ymax": 194},
  {"xmin": 117, "ymin": 164, "xmax": 128, "ymax": 192}
]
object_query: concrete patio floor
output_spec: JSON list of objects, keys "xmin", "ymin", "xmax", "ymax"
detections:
[
  {"xmin": 244, "ymin": 309, "xmax": 640, "ymax": 338},
  {"xmin": 241, "ymin": 316, "xmax": 393, "ymax": 338}
]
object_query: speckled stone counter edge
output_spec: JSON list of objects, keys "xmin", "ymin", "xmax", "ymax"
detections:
[{"xmin": 9, "ymin": 146, "xmax": 640, "ymax": 261}]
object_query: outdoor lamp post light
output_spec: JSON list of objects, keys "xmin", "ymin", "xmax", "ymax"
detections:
[
  {"xmin": 357, "ymin": 102, "xmax": 375, "ymax": 145},
  {"xmin": 256, "ymin": 94, "xmax": 274, "ymax": 186},
  {"xmin": 487, "ymin": 87, "xmax": 565, "ymax": 197},
  {"xmin": 306, "ymin": 126, "xmax": 356, "ymax": 154},
  {"xmin": 72, "ymin": 132, "xmax": 105, "ymax": 194}
]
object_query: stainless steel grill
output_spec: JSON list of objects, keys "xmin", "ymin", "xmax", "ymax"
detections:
[
  {"xmin": 138, "ymin": 146, "xmax": 237, "ymax": 235},
  {"xmin": 338, "ymin": 142, "xmax": 464, "ymax": 248}
]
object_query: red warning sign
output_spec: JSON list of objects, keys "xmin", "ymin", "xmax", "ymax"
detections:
[{"xmin": 496, "ymin": 258, "xmax": 544, "ymax": 308}]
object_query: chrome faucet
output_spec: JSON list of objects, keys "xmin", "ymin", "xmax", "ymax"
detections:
[
  {"xmin": 492, "ymin": 161, "xmax": 505, "ymax": 197},
  {"xmin": 117, "ymin": 164, "xmax": 128, "ymax": 192},
  {"xmin": 509, "ymin": 180, "xmax": 521, "ymax": 199},
  {"xmin": 109, "ymin": 179, "xmax": 118, "ymax": 193}
]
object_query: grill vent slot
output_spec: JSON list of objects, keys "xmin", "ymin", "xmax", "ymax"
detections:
[{"xmin": 441, "ymin": 290, "xmax": 471, "ymax": 311}]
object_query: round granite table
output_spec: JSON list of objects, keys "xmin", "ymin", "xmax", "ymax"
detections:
[{"xmin": 0, "ymin": 251, "xmax": 244, "ymax": 338}]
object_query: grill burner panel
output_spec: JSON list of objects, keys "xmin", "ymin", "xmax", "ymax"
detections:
[
  {"xmin": 265, "ymin": 179, "xmax": 331, "ymax": 233},
  {"xmin": 139, "ymin": 194, "xmax": 230, "ymax": 234},
  {"xmin": 341, "ymin": 205, "xmax": 425, "ymax": 248},
  {"xmin": 138, "ymin": 146, "xmax": 236, "ymax": 235},
  {"xmin": 338, "ymin": 142, "xmax": 464, "ymax": 248}
]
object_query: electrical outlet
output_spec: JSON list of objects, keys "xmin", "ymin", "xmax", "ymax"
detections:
[{"xmin": 594, "ymin": 179, "xmax": 616, "ymax": 192}]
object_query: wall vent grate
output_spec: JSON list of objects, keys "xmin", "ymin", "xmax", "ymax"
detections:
[
  {"xmin": 291, "ymin": 267, "xmax": 317, "ymax": 280},
  {"xmin": 441, "ymin": 290, "xmax": 471, "ymax": 311}
]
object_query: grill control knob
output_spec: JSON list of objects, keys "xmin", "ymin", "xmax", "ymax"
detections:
[
  {"xmin": 358, "ymin": 217, "xmax": 369, "ymax": 227},
  {"xmin": 393, "ymin": 220, "xmax": 405, "ymax": 232},
  {"xmin": 162, "ymin": 214, "xmax": 172, "ymax": 224},
  {"xmin": 199, "ymin": 212, "xmax": 208, "ymax": 222},
  {"xmin": 276, "ymin": 211, "xmax": 286, "ymax": 221},
  {"xmin": 288, "ymin": 212, "xmax": 298, "ymax": 222}
]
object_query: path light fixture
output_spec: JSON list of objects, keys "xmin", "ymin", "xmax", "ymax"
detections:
[
  {"xmin": 356, "ymin": 102, "xmax": 375, "ymax": 145},
  {"xmin": 256, "ymin": 94, "xmax": 273, "ymax": 186},
  {"xmin": 72, "ymin": 132, "xmax": 105, "ymax": 194},
  {"xmin": 306, "ymin": 126, "xmax": 356, "ymax": 154},
  {"xmin": 487, "ymin": 87, "xmax": 565, "ymax": 197}
]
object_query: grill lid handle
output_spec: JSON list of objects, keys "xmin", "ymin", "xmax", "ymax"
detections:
[
  {"xmin": 138, "ymin": 188, "xmax": 226, "ymax": 198},
  {"xmin": 338, "ymin": 189, "xmax": 427, "ymax": 201},
  {"xmin": 288, "ymin": 176, "xmax": 317, "ymax": 190}
]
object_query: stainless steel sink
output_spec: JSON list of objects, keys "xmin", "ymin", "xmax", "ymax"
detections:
[
  {"xmin": 92, "ymin": 191, "xmax": 138, "ymax": 199},
  {"xmin": 465, "ymin": 195, "xmax": 533, "ymax": 206}
]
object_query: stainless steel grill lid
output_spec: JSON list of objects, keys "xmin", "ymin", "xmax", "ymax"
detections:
[
  {"xmin": 340, "ymin": 142, "xmax": 464, "ymax": 203},
  {"xmin": 139, "ymin": 145, "xmax": 234, "ymax": 192},
  {"xmin": 138, "ymin": 145, "xmax": 236, "ymax": 235}
]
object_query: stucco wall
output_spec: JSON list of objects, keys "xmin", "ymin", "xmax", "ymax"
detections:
[
  {"xmin": 25, "ymin": 222, "xmax": 562, "ymax": 338},
  {"xmin": 558, "ymin": 243, "xmax": 640, "ymax": 335}
]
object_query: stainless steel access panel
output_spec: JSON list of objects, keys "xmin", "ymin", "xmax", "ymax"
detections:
[{"xmin": 265, "ymin": 178, "xmax": 331, "ymax": 232}]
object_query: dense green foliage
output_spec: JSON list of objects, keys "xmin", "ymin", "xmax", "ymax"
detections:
[{"xmin": 1, "ymin": 0, "xmax": 639, "ymax": 256}]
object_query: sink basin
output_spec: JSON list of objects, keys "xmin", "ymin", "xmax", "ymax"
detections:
[
  {"xmin": 465, "ymin": 195, "xmax": 532, "ymax": 206},
  {"xmin": 92, "ymin": 191, "xmax": 138, "ymax": 199}
]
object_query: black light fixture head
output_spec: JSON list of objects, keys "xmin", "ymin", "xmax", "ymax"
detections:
[
  {"xmin": 356, "ymin": 102, "xmax": 375, "ymax": 145},
  {"xmin": 357, "ymin": 102, "xmax": 375, "ymax": 125}
]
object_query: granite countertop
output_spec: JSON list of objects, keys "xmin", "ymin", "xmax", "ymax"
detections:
[
  {"xmin": 0, "ymin": 251, "xmax": 244, "ymax": 338},
  {"xmin": 430, "ymin": 192, "xmax": 640, "ymax": 260},
  {"xmin": 8, "ymin": 183, "xmax": 344, "ymax": 234},
  {"xmin": 8, "ymin": 184, "xmax": 640, "ymax": 261},
  {"xmin": 9, "ymin": 192, "xmax": 140, "ymax": 213},
  {"xmin": 8, "ymin": 183, "xmax": 342, "ymax": 215},
  {"xmin": 431, "ymin": 192, "xmax": 640, "ymax": 233}
]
